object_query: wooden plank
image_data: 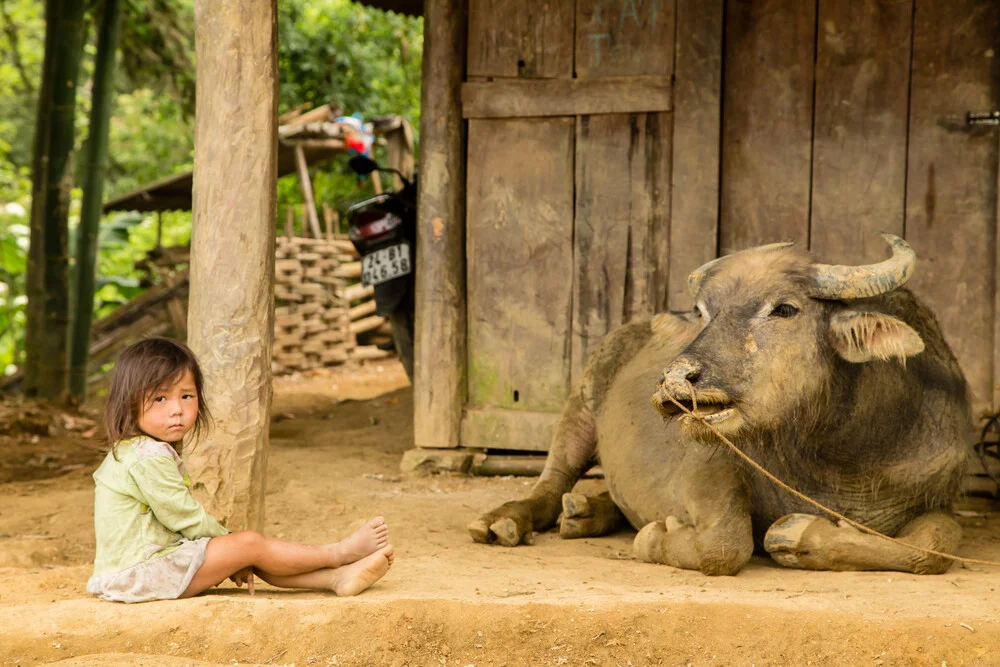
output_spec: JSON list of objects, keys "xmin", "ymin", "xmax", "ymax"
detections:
[
  {"xmin": 667, "ymin": 0, "xmax": 723, "ymax": 311},
  {"xmin": 719, "ymin": 0, "xmax": 816, "ymax": 251},
  {"xmin": 809, "ymin": 0, "xmax": 912, "ymax": 265},
  {"xmin": 461, "ymin": 408, "xmax": 561, "ymax": 452},
  {"xmin": 995, "ymin": 127, "xmax": 1000, "ymax": 415},
  {"xmin": 414, "ymin": 0, "xmax": 467, "ymax": 448},
  {"xmin": 905, "ymin": 0, "xmax": 999, "ymax": 418},
  {"xmin": 571, "ymin": 112, "xmax": 672, "ymax": 384},
  {"xmin": 467, "ymin": 0, "xmax": 573, "ymax": 78},
  {"xmin": 466, "ymin": 117, "xmax": 575, "ymax": 413},
  {"xmin": 575, "ymin": 0, "xmax": 676, "ymax": 79},
  {"xmin": 462, "ymin": 78, "xmax": 673, "ymax": 119}
]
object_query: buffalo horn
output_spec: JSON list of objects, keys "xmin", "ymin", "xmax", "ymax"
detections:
[
  {"xmin": 687, "ymin": 242, "xmax": 795, "ymax": 298},
  {"xmin": 808, "ymin": 233, "xmax": 915, "ymax": 300}
]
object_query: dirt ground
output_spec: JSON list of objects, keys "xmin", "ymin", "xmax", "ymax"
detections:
[{"xmin": 2, "ymin": 360, "xmax": 1000, "ymax": 667}]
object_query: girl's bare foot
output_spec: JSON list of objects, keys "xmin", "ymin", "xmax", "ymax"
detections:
[
  {"xmin": 330, "ymin": 517, "xmax": 389, "ymax": 566},
  {"xmin": 332, "ymin": 545, "xmax": 394, "ymax": 596}
]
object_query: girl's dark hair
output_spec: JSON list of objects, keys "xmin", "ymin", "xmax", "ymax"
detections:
[{"xmin": 104, "ymin": 336, "xmax": 211, "ymax": 457}]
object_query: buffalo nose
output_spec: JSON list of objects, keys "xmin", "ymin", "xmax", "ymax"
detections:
[{"xmin": 662, "ymin": 358, "xmax": 703, "ymax": 391}]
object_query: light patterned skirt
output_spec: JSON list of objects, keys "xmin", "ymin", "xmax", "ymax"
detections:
[{"xmin": 86, "ymin": 537, "xmax": 212, "ymax": 603}]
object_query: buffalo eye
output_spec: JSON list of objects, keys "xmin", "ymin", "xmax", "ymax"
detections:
[{"xmin": 770, "ymin": 303, "xmax": 799, "ymax": 318}]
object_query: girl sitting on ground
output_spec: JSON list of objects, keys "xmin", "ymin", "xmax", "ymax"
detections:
[{"xmin": 87, "ymin": 336, "xmax": 393, "ymax": 603}]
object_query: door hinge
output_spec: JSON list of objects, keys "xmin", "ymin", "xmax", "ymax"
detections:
[{"xmin": 967, "ymin": 110, "xmax": 1000, "ymax": 126}]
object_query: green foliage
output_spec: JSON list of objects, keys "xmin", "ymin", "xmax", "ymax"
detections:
[
  {"xmin": 0, "ymin": 205, "xmax": 28, "ymax": 372},
  {"xmin": 0, "ymin": 0, "xmax": 45, "ymax": 203},
  {"xmin": 116, "ymin": 0, "xmax": 195, "ymax": 115},
  {"xmin": 278, "ymin": 0, "xmax": 422, "ymax": 125},
  {"xmin": 277, "ymin": 0, "xmax": 422, "ymax": 232},
  {"xmin": 0, "ymin": 0, "xmax": 423, "ymax": 377}
]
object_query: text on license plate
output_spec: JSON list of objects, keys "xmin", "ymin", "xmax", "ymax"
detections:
[{"xmin": 361, "ymin": 243, "xmax": 412, "ymax": 286}]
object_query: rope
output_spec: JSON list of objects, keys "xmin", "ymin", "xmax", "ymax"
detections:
[{"xmin": 664, "ymin": 384, "xmax": 1000, "ymax": 568}]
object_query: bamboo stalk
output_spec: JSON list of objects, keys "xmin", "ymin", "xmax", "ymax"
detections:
[
  {"xmin": 69, "ymin": 0, "xmax": 122, "ymax": 401},
  {"xmin": 25, "ymin": 0, "xmax": 87, "ymax": 400}
]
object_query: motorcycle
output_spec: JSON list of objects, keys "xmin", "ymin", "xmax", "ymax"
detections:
[{"xmin": 345, "ymin": 155, "xmax": 417, "ymax": 381}]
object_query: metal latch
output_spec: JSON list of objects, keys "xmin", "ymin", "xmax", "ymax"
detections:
[{"xmin": 967, "ymin": 110, "xmax": 1000, "ymax": 126}]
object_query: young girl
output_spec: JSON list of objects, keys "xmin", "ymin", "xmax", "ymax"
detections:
[{"xmin": 87, "ymin": 336, "xmax": 393, "ymax": 603}]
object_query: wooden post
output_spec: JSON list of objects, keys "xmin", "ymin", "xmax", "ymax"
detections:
[
  {"xmin": 371, "ymin": 170, "xmax": 384, "ymax": 195},
  {"xmin": 322, "ymin": 203, "xmax": 334, "ymax": 240},
  {"xmin": 413, "ymin": 0, "xmax": 467, "ymax": 449},
  {"xmin": 186, "ymin": 0, "xmax": 277, "ymax": 531},
  {"xmin": 294, "ymin": 143, "xmax": 323, "ymax": 238},
  {"xmin": 285, "ymin": 205, "xmax": 294, "ymax": 238}
]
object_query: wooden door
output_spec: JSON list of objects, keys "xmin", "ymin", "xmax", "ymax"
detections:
[{"xmin": 462, "ymin": 0, "xmax": 702, "ymax": 451}]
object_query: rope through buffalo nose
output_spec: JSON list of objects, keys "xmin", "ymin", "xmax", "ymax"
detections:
[
  {"xmin": 658, "ymin": 388, "xmax": 1000, "ymax": 568},
  {"xmin": 685, "ymin": 379, "xmax": 697, "ymax": 413}
]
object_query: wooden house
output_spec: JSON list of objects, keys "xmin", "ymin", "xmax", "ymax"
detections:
[{"xmin": 366, "ymin": 0, "xmax": 999, "ymax": 467}]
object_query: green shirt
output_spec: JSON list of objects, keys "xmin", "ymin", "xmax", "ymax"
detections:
[{"xmin": 91, "ymin": 436, "xmax": 228, "ymax": 577}]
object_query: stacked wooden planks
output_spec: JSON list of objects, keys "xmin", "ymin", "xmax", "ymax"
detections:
[{"xmin": 272, "ymin": 236, "xmax": 393, "ymax": 374}]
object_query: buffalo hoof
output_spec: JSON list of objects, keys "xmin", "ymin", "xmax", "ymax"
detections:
[
  {"xmin": 633, "ymin": 521, "xmax": 667, "ymax": 563},
  {"xmin": 558, "ymin": 493, "xmax": 591, "ymax": 539},
  {"xmin": 562, "ymin": 492, "xmax": 591, "ymax": 518},
  {"xmin": 764, "ymin": 513, "xmax": 831, "ymax": 568},
  {"xmin": 468, "ymin": 501, "xmax": 534, "ymax": 547}
]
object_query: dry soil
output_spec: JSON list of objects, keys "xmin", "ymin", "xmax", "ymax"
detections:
[{"xmin": 1, "ymin": 361, "xmax": 999, "ymax": 666}]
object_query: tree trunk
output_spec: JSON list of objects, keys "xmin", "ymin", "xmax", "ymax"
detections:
[
  {"xmin": 23, "ymin": 0, "xmax": 57, "ymax": 394},
  {"xmin": 70, "ymin": 0, "xmax": 122, "ymax": 401},
  {"xmin": 25, "ymin": 0, "xmax": 86, "ymax": 401},
  {"xmin": 183, "ymin": 0, "xmax": 278, "ymax": 531}
]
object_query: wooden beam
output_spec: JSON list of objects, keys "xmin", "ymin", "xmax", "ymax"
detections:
[
  {"xmin": 414, "ymin": 0, "xmax": 467, "ymax": 448},
  {"xmin": 462, "ymin": 78, "xmax": 673, "ymax": 119},
  {"xmin": 186, "ymin": 0, "xmax": 277, "ymax": 531},
  {"xmin": 283, "ymin": 138, "xmax": 346, "ymax": 151},
  {"xmin": 461, "ymin": 408, "xmax": 559, "ymax": 452},
  {"xmin": 294, "ymin": 143, "xmax": 323, "ymax": 238}
]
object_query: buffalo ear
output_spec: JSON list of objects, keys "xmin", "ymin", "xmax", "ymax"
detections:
[{"xmin": 829, "ymin": 310, "xmax": 925, "ymax": 363}]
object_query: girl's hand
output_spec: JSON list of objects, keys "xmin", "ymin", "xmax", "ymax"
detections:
[{"xmin": 230, "ymin": 566, "xmax": 255, "ymax": 595}]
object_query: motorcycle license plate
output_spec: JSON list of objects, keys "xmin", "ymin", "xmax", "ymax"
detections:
[{"xmin": 361, "ymin": 243, "xmax": 412, "ymax": 286}]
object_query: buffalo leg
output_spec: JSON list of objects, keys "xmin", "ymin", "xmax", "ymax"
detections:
[
  {"xmin": 763, "ymin": 512, "xmax": 961, "ymax": 574},
  {"xmin": 632, "ymin": 463, "xmax": 754, "ymax": 576},
  {"xmin": 559, "ymin": 491, "xmax": 626, "ymax": 539},
  {"xmin": 468, "ymin": 392, "xmax": 596, "ymax": 547}
]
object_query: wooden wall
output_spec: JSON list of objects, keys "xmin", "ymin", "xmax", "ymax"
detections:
[{"xmin": 453, "ymin": 0, "xmax": 1000, "ymax": 453}]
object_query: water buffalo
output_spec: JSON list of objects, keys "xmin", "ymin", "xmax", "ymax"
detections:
[{"xmin": 468, "ymin": 234, "xmax": 971, "ymax": 575}]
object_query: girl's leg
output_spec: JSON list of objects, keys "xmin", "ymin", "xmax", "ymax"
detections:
[
  {"xmin": 180, "ymin": 530, "xmax": 390, "ymax": 597},
  {"xmin": 254, "ymin": 546, "xmax": 395, "ymax": 597}
]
